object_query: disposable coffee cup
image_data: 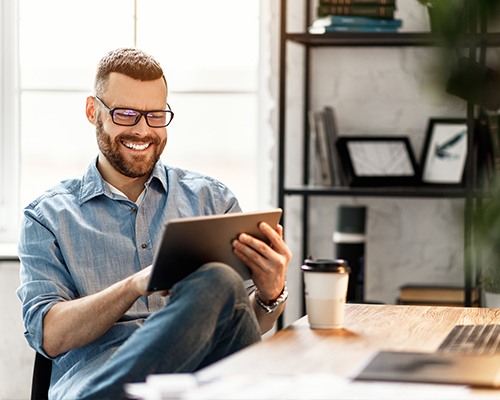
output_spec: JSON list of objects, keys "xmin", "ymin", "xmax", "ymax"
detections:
[{"xmin": 301, "ymin": 258, "xmax": 351, "ymax": 329}]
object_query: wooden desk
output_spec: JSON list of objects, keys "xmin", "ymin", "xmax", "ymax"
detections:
[{"xmin": 196, "ymin": 304, "xmax": 500, "ymax": 399}]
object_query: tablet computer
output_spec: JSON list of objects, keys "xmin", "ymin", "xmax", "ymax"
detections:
[{"xmin": 146, "ymin": 208, "xmax": 283, "ymax": 291}]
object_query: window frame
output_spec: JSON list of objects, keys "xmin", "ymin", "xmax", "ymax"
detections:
[
  {"xmin": 0, "ymin": 0, "xmax": 20, "ymax": 246},
  {"xmin": 1, "ymin": 0, "xmax": 271, "ymax": 248}
]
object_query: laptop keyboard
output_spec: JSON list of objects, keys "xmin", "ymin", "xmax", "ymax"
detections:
[{"xmin": 437, "ymin": 324, "xmax": 500, "ymax": 355}]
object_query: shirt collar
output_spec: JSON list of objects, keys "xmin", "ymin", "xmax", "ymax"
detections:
[{"xmin": 78, "ymin": 156, "xmax": 168, "ymax": 205}]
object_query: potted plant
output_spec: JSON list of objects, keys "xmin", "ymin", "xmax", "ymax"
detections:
[
  {"xmin": 473, "ymin": 177, "xmax": 500, "ymax": 307},
  {"xmin": 480, "ymin": 260, "xmax": 500, "ymax": 307},
  {"xmin": 416, "ymin": 0, "xmax": 465, "ymax": 40}
]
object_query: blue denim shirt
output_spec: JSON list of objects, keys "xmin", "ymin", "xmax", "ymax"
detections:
[{"xmin": 16, "ymin": 157, "xmax": 241, "ymax": 396}]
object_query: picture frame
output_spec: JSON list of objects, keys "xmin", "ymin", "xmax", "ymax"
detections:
[
  {"xmin": 336, "ymin": 136, "xmax": 419, "ymax": 187},
  {"xmin": 420, "ymin": 118, "xmax": 468, "ymax": 186}
]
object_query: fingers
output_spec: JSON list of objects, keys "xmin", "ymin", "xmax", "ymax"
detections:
[
  {"xmin": 233, "ymin": 227, "xmax": 276, "ymax": 269},
  {"xmin": 131, "ymin": 265, "xmax": 154, "ymax": 297},
  {"xmin": 261, "ymin": 222, "xmax": 288, "ymax": 253},
  {"xmin": 240, "ymin": 222, "xmax": 282, "ymax": 248},
  {"xmin": 232, "ymin": 222, "xmax": 292, "ymax": 301},
  {"xmin": 232, "ymin": 236, "xmax": 267, "ymax": 270},
  {"xmin": 233, "ymin": 223, "xmax": 290, "ymax": 266}
]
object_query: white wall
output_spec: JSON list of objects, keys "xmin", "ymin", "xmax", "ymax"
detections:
[
  {"xmin": 0, "ymin": 261, "xmax": 33, "ymax": 400},
  {"xmin": 2, "ymin": 1, "xmax": 495, "ymax": 396}
]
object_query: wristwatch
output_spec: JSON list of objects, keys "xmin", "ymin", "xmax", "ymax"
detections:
[{"xmin": 255, "ymin": 286, "xmax": 288, "ymax": 314}]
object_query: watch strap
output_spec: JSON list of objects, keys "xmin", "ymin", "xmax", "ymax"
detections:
[{"xmin": 255, "ymin": 286, "xmax": 288, "ymax": 314}]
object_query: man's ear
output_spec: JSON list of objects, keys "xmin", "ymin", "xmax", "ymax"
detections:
[{"xmin": 86, "ymin": 96, "xmax": 97, "ymax": 124}]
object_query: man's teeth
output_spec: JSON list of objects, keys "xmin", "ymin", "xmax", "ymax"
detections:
[{"xmin": 124, "ymin": 142, "xmax": 150, "ymax": 151}]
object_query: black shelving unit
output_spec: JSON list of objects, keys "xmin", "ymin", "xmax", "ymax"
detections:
[
  {"xmin": 278, "ymin": 0, "xmax": 500, "ymax": 312},
  {"xmin": 286, "ymin": 32, "xmax": 500, "ymax": 47}
]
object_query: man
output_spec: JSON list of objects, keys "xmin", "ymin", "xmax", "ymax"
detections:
[{"xmin": 17, "ymin": 48, "xmax": 291, "ymax": 400}]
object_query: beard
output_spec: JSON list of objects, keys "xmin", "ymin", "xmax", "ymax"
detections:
[{"xmin": 95, "ymin": 116, "xmax": 166, "ymax": 178}]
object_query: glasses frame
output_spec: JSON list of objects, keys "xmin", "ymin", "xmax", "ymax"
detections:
[{"xmin": 94, "ymin": 96, "xmax": 174, "ymax": 128}]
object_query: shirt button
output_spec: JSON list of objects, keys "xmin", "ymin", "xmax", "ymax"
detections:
[
  {"xmin": 141, "ymin": 243, "xmax": 148, "ymax": 249},
  {"xmin": 131, "ymin": 207, "xmax": 137, "ymax": 212}
]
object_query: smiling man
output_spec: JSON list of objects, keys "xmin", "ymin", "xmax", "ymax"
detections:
[{"xmin": 17, "ymin": 48, "xmax": 291, "ymax": 400}]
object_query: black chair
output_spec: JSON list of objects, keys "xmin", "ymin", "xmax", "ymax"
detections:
[{"xmin": 31, "ymin": 352, "xmax": 52, "ymax": 400}]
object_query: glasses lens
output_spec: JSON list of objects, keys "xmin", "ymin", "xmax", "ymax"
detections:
[
  {"xmin": 110, "ymin": 108, "xmax": 173, "ymax": 127},
  {"xmin": 146, "ymin": 111, "xmax": 169, "ymax": 128},
  {"xmin": 112, "ymin": 109, "xmax": 141, "ymax": 126}
]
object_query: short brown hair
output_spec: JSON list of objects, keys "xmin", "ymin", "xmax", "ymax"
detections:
[{"xmin": 94, "ymin": 48, "xmax": 166, "ymax": 96}]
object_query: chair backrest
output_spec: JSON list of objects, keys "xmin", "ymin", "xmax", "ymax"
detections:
[{"xmin": 31, "ymin": 352, "xmax": 52, "ymax": 400}]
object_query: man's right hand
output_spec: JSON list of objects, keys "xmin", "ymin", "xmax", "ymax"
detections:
[
  {"xmin": 42, "ymin": 266, "xmax": 159, "ymax": 358},
  {"xmin": 131, "ymin": 265, "xmax": 155, "ymax": 296}
]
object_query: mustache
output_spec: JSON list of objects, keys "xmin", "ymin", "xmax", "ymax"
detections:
[{"xmin": 116, "ymin": 133, "xmax": 162, "ymax": 146}]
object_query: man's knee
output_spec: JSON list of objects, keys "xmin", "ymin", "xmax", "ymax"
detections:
[
  {"xmin": 171, "ymin": 262, "xmax": 249, "ymax": 310},
  {"xmin": 198, "ymin": 262, "xmax": 244, "ymax": 289}
]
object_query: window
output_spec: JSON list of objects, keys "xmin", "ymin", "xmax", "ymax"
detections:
[
  {"xmin": 0, "ymin": 0, "xmax": 260, "ymax": 244},
  {"xmin": 0, "ymin": 0, "xmax": 20, "ymax": 245}
]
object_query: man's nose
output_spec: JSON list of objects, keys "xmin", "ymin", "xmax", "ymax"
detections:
[{"xmin": 131, "ymin": 114, "xmax": 151, "ymax": 134}]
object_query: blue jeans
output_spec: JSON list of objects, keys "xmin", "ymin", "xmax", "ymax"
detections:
[{"xmin": 75, "ymin": 263, "xmax": 261, "ymax": 399}]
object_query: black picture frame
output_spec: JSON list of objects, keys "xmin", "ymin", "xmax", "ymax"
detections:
[
  {"xmin": 336, "ymin": 136, "xmax": 419, "ymax": 187},
  {"xmin": 419, "ymin": 118, "xmax": 468, "ymax": 187}
]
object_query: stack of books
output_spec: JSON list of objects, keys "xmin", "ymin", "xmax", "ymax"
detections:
[
  {"xmin": 309, "ymin": 0, "xmax": 402, "ymax": 34},
  {"xmin": 397, "ymin": 284, "xmax": 479, "ymax": 307},
  {"xmin": 308, "ymin": 106, "xmax": 347, "ymax": 187}
]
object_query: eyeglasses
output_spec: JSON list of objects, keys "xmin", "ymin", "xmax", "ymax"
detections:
[{"xmin": 94, "ymin": 96, "xmax": 174, "ymax": 128}]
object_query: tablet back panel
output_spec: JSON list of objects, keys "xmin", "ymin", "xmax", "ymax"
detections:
[{"xmin": 147, "ymin": 209, "xmax": 282, "ymax": 291}]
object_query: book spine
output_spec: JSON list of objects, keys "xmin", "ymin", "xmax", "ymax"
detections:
[
  {"xmin": 312, "ymin": 15, "xmax": 402, "ymax": 28},
  {"xmin": 317, "ymin": 5, "xmax": 395, "ymax": 18},
  {"xmin": 323, "ymin": 106, "xmax": 347, "ymax": 186},
  {"xmin": 309, "ymin": 25, "xmax": 398, "ymax": 33},
  {"xmin": 397, "ymin": 300, "xmax": 478, "ymax": 307},
  {"xmin": 307, "ymin": 110, "xmax": 324, "ymax": 185},
  {"xmin": 399, "ymin": 287, "xmax": 478, "ymax": 303},
  {"xmin": 319, "ymin": 0, "xmax": 396, "ymax": 5},
  {"xmin": 314, "ymin": 110, "xmax": 335, "ymax": 186}
]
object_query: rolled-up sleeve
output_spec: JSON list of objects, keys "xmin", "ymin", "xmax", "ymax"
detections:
[{"xmin": 16, "ymin": 207, "xmax": 78, "ymax": 358}]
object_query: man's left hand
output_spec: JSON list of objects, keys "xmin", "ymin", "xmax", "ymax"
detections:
[{"xmin": 232, "ymin": 222, "xmax": 291, "ymax": 303}]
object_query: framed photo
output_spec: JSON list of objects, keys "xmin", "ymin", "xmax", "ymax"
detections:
[
  {"xmin": 420, "ymin": 118, "xmax": 467, "ymax": 186},
  {"xmin": 336, "ymin": 136, "xmax": 419, "ymax": 187}
]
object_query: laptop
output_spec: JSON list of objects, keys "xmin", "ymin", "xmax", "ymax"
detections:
[
  {"xmin": 354, "ymin": 324, "xmax": 500, "ymax": 388},
  {"xmin": 146, "ymin": 209, "xmax": 282, "ymax": 292}
]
